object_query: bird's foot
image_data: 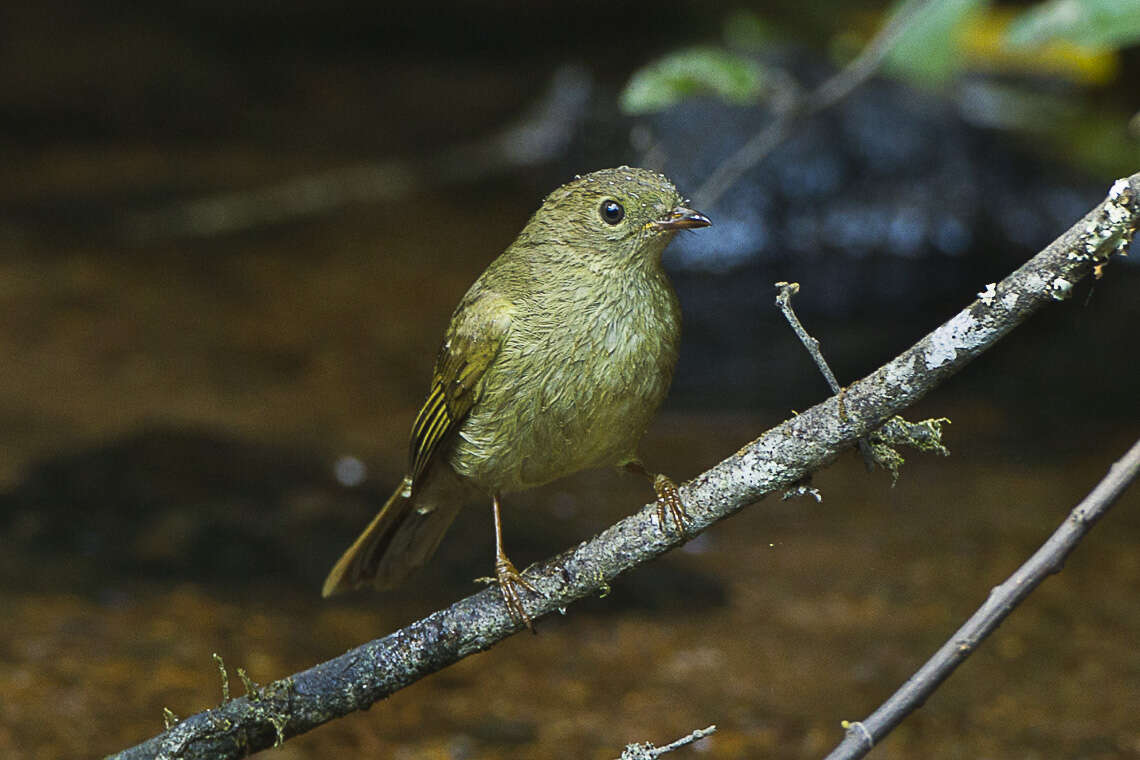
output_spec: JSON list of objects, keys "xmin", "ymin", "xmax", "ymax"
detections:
[
  {"xmin": 493, "ymin": 552, "xmax": 541, "ymax": 631},
  {"xmin": 653, "ymin": 474, "xmax": 690, "ymax": 536}
]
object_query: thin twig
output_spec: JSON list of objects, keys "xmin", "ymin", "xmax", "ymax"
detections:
[
  {"xmin": 824, "ymin": 436, "xmax": 1140, "ymax": 760},
  {"xmin": 105, "ymin": 174, "xmax": 1137, "ymax": 760},
  {"xmin": 775, "ymin": 282, "xmax": 843, "ymax": 394},
  {"xmin": 775, "ymin": 282, "xmax": 878, "ymax": 470},
  {"xmin": 619, "ymin": 724, "xmax": 717, "ymax": 759},
  {"xmin": 695, "ymin": 0, "xmax": 933, "ymax": 207}
]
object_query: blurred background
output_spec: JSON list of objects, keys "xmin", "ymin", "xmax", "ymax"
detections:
[{"xmin": 1, "ymin": 1, "xmax": 1139, "ymax": 758}]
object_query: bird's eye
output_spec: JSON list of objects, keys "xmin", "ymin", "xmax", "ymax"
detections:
[{"xmin": 599, "ymin": 199, "xmax": 625, "ymax": 225}]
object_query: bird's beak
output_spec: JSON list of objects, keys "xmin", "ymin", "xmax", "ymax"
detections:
[{"xmin": 654, "ymin": 206, "xmax": 712, "ymax": 231}]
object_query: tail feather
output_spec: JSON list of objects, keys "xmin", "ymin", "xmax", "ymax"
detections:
[{"xmin": 322, "ymin": 476, "xmax": 463, "ymax": 597}]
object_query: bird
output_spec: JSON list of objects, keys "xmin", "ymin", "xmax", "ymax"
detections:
[{"xmin": 322, "ymin": 166, "xmax": 711, "ymax": 627}]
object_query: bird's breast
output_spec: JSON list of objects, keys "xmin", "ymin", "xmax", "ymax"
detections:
[{"xmin": 448, "ymin": 272, "xmax": 680, "ymax": 494}]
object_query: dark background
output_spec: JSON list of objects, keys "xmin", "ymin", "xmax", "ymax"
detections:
[{"xmin": 1, "ymin": 2, "xmax": 1138, "ymax": 758}]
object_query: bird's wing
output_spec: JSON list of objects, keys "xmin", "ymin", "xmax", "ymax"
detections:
[{"xmin": 408, "ymin": 288, "xmax": 512, "ymax": 489}]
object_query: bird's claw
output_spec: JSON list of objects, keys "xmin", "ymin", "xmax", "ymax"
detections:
[
  {"xmin": 653, "ymin": 474, "xmax": 690, "ymax": 535},
  {"xmin": 494, "ymin": 553, "xmax": 542, "ymax": 631}
]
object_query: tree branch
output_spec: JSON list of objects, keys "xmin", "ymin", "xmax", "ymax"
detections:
[
  {"xmin": 824, "ymin": 435, "xmax": 1140, "ymax": 760},
  {"xmin": 106, "ymin": 174, "xmax": 1138, "ymax": 760},
  {"xmin": 694, "ymin": 0, "xmax": 934, "ymax": 207},
  {"xmin": 123, "ymin": 65, "xmax": 592, "ymax": 241}
]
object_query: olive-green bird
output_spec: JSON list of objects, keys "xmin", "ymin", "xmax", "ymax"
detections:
[{"xmin": 322, "ymin": 166, "xmax": 711, "ymax": 626}]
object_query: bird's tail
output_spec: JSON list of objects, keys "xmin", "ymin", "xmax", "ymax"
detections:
[{"xmin": 321, "ymin": 475, "xmax": 464, "ymax": 597}]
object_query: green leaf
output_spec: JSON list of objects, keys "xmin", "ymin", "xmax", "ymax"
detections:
[
  {"xmin": 882, "ymin": 0, "xmax": 987, "ymax": 87},
  {"xmin": 1007, "ymin": 0, "xmax": 1140, "ymax": 50},
  {"xmin": 619, "ymin": 47, "xmax": 767, "ymax": 115}
]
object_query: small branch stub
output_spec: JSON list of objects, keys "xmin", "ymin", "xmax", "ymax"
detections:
[
  {"xmin": 236, "ymin": 669, "xmax": 259, "ymax": 700},
  {"xmin": 212, "ymin": 654, "xmax": 230, "ymax": 704}
]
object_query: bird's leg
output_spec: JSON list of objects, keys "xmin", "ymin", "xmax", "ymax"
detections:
[
  {"xmin": 624, "ymin": 460, "xmax": 689, "ymax": 535},
  {"xmin": 491, "ymin": 493, "xmax": 539, "ymax": 630}
]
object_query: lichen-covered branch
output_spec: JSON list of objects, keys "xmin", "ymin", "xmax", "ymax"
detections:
[
  {"xmin": 106, "ymin": 174, "xmax": 1137, "ymax": 760},
  {"xmin": 619, "ymin": 724, "xmax": 718, "ymax": 759}
]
